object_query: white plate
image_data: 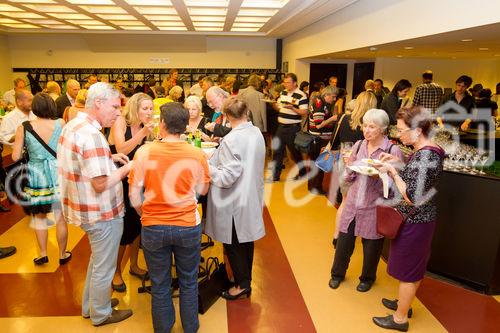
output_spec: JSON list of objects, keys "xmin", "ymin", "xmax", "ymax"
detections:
[
  {"xmin": 201, "ymin": 142, "xmax": 218, "ymax": 148},
  {"xmin": 348, "ymin": 165, "xmax": 379, "ymax": 176},
  {"xmin": 361, "ymin": 158, "xmax": 382, "ymax": 165}
]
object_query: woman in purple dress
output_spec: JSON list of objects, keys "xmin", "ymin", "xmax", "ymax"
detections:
[{"xmin": 372, "ymin": 107, "xmax": 445, "ymax": 332}]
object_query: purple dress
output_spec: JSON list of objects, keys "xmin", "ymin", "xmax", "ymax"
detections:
[
  {"xmin": 387, "ymin": 146, "xmax": 445, "ymax": 282},
  {"xmin": 339, "ymin": 138, "xmax": 404, "ymax": 240}
]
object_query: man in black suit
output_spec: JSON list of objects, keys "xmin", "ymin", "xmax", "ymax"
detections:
[{"xmin": 55, "ymin": 79, "xmax": 80, "ymax": 118}]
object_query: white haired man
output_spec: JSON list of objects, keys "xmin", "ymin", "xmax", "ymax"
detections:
[
  {"xmin": 55, "ymin": 79, "xmax": 80, "ymax": 118},
  {"xmin": 58, "ymin": 82, "xmax": 133, "ymax": 326}
]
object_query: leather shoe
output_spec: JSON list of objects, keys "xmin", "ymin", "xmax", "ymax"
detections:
[
  {"xmin": 328, "ymin": 278, "xmax": 342, "ymax": 289},
  {"xmin": 372, "ymin": 314, "xmax": 409, "ymax": 332},
  {"xmin": 221, "ymin": 288, "xmax": 251, "ymax": 300},
  {"xmin": 112, "ymin": 282, "xmax": 126, "ymax": 293},
  {"xmin": 59, "ymin": 251, "xmax": 72, "ymax": 265},
  {"xmin": 83, "ymin": 298, "xmax": 119, "ymax": 318},
  {"xmin": 94, "ymin": 309, "xmax": 133, "ymax": 326},
  {"xmin": 356, "ymin": 281, "xmax": 373, "ymax": 292},
  {"xmin": 0, "ymin": 246, "xmax": 16, "ymax": 259},
  {"xmin": 382, "ymin": 298, "xmax": 413, "ymax": 318}
]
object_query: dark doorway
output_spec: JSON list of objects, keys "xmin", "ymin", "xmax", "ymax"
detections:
[
  {"xmin": 309, "ymin": 63, "xmax": 347, "ymax": 90},
  {"xmin": 352, "ymin": 62, "xmax": 375, "ymax": 98}
]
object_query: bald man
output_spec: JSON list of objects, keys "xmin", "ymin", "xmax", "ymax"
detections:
[
  {"xmin": 55, "ymin": 79, "xmax": 80, "ymax": 118},
  {"xmin": 0, "ymin": 90, "xmax": 36, "ymax": 144}
]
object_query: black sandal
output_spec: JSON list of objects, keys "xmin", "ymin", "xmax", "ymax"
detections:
[
  {"xmin": 34, "ymin": 256, "xmax": 48, "ymax": 265},
  {"xmin": 59, "ymin": 251, "xmax": 72, "ymax": 265}
]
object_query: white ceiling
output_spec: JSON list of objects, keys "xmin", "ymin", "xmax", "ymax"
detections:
[
  {"xmin": 306, "ymin": 23, "xmax": 500, "ymax": 60},
  {"xmin": 0, "ymin": 0, "xmax": 358, "ymax": 37}
]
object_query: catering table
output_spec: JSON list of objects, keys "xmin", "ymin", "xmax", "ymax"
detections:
[{"xmin": 426, "ymin": 170, "xmax": 500, "ymax": 294}]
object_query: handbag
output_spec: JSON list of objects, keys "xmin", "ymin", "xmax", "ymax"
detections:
[
  {"xmin": 376, "ymin": 205, "xmax": 417, "ymax": 239},
  {"xmin": 294, "ymin": 130, "xmax": 316, "ymax": 154},
  {"xmin": 315, "ymin": 114, "xmax": 346, "ymax": 172},
  {"xmin": 5, "ymin": 122, "xmax": 30, "ymax": 202},
  {"xmin": 198, "ymin": 257, "xmax": 230, "ymax": 314}
]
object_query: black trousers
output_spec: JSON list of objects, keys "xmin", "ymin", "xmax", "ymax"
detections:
[
  {"xmin": 331, "ymin": 219, "xmax": 384, "ymax": 283},
  {"xmin": 308, "ymin": 138, "xmax": 329, "ymax": 192},
  {"xmin": 223, "ymin": 222, "xmax": 254, "ymax": 290},
  {"xmin": 271, "ymin": 123, "xmax": 305, "ymax": 180}
]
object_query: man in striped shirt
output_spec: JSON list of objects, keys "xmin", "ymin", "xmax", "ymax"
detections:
[
  {"xmin": 268, "ymin": 73, "xmax": 308, "ymax": 182},
  {"xmin": 58, "ymin": 83, "xmax": 133, "ymax": 326}
]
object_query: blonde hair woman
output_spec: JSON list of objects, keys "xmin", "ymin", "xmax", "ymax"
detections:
[
  {"xmin": 63, "ymin": 89, "xmax": 87, "ymax": 122},
  {"xmin": 108, "ymin": 92, "xmax": 154, "ymax": 292},
  {"xmin": 168, "ymin": 85, "xmax": 183, "ymax": 102},
  {"xmin": 330, "ymin": 91, "xmax": 377, "ymax": 247}
]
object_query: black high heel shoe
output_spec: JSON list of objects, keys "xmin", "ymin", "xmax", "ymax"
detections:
[{"xmin": 221, "ymin": 288, "xmax": 251, "ymax": 300}]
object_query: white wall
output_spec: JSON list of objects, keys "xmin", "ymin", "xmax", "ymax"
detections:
[
  {"xmin": 0, "ymin": 35, "xmax": 12, "ymax": 94},
  {"xmin": 283, "ymin": 0, "xmax": 500, "ymax": 73},
  {"xmin": 5, "ymin": 34, "xmax": 276, "ymax": 81},
  {"xmin": 374, "ymin": 57, "xmax": 500, "ymax": 97}
]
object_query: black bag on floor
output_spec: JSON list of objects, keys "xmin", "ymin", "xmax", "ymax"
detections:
[{"xmin": 198, "ymin": 257, "xmax": 230, "ymax": 314}]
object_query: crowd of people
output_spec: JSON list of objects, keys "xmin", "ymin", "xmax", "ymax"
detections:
[{"xmin": 0, "ymin": 68, "xmax": 498, "ymax": 332}]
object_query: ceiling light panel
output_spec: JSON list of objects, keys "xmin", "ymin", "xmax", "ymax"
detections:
[
  {"xmin": 79, "ymin": 6, "xmax": 127, "ymax": 14},
  {"xmin": 24, "ymin": 5, "xmax": 75, "ymax": 13},
  {"xmin": 125, "ymin": 0, "xmax": 173, "ymax": 5},
  {"xmin": 66, "ymin": 0, "xmax": 115, "ymax": 4},
  {"xmin": 110, "ymin": 20, "xmax": 143, "ymax": 25},
  {"xmin": 231, "ymin": 27, "xmax": 260, "ymax": 32},
  {"xmin": 24, "ymin": 19, "xmax": 62, "ymax": 25},
  {"xmin": 48, "ymin": 13, "xmax": 91, "ymax": 19},
  {"xmin": 190, "ymin": 16, "xmax": 225, "ymax": 22},
  {"xmin": 134, "ymin": 7, "xmax": 177, "ymax": 15},
  {"xmin": 9, "ymin": 0, "xmax": 55, "ymax": 3},
  {"xmin": 184, "ymin": 0, "xmax": 229, "ymax": 6},
  {"xmin": 96, "ymin": 14, "xmax": 136, "ymax": 20},
  {"xmin": 0, "ymin": 18, "xmax": 21, "ymax": 24},
  {"xmin": 238, "ymin": 8, "xmax": 278, "ymax": 16},
  {"xmin": 3, "ymin": 12, "xmax": 45, "ymax": 18},
  {"xmin": 120, "ymin": 26, "xmax": 151, "ymax": 30},
  {"xmin": 81, "ymin": 25, "xmax": 115, "ymax": 29},
  {"xmin": 234, "ymin": 16, "xmax": 270, "ymax": 22},
  {"xmin": 196, "ymin": 27, "xmax": 223, "ymax": 31},
  {"xmin": 157, "ymin": 26, "xmax": 187, "ymax": 31},
  {"xmin": 193, "ymin": 22, "xmax": 224, "ymax": 27},
  {"xmin": 0, "ymin": 4, "xmax": 23, "ymax": 12},
  {"xmin": 143, "ymin": 15, "xmax": 181, "ymax": 21},
  {"xmin": 188, "ymin": 8, "xmax": 227, "ymax": 16},
  {"xmin": 240, "ymin": 0, "xmax": 289, "ymax": 8},
  {"xmin": 151, "ymin": 21, "xmax": 185, "ymax": 27},
  {"xmin": 232, "ymin": 22, "xmax": 264, "ymax": 28},
  {"xmin": 68, "ymin": 20, "xmax": 106, "ymax": 25},
  {"xmin": 0, "ymin": 23, "xmax": 41, "ymax": 28},
  {"xmin": 42, "ymin": 24, "xmax": 78, "ymax": 29}
]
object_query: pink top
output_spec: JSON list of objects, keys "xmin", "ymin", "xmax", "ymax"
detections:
[{"xmin": 339, "ymin": 137, "xmax": 404, "ymax": 239}]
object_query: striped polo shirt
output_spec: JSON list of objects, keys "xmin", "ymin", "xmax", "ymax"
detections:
[
  {"xmin": 57, "ymin": 112, "xmax": 124, "ymax": 226},
  {"xmin": 277, "ymin": 88, "xmax": 308, "ymax": 125}
]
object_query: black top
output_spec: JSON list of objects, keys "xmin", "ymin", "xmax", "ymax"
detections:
[
  {"xmin": 396, "ymin": 146, "xmax": 445, "ymax": 224},
  {"xmin": 187, "ymin": 117, "xmax": 210, "ymax": 135},
  {"xmin": 201, "ymin": 97, "xmax": 215, "ymax": 121},
  {"xmin": 447, "ymin": 92, "xmax": 475, "ymax": 112},
  {"xmin": 475, "ymin": 98, "xmax": 498, "ymax": 117},
  {"xmin": 381, "ymin": 93, "xmax": 402, "ymax": 125},
  {"xmin": 109, "ymin": 126, "xmax": 145, "ymax": 161},
  {"xmin": 331, "ymin": 114, "xmax": 364, "ymax": 149},
  {"xmin": 55, "ymin": 94, "xmax": 71, "ymax": 119}
]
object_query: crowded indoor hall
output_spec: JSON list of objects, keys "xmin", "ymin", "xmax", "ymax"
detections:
[{"xmin": 0, "ymin": 0, "xmax": 499, "ymax": 332}]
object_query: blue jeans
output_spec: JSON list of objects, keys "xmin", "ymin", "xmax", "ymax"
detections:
[
  {"xmin": 142, "ymin": 223, "xmax": 202, "ymax": 333},
  {"xmin": 80, "ymin": 218, "xmax": 123, "ymax": 325}
]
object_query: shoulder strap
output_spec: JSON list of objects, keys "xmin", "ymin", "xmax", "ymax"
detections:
[
  {"xmin": 330, "ymin": 114, "xmax": 346, "ymax": 145},
  {"xmin": 23, "ymin": 122, "xmax": 57, "ymax": 158},
  {"xmin": 387, "ymin": 143, "xmax": 395, "ymax": 154},
  {"xmin": 355, "ymin": 139, "xmax": 363, "ymax": 155}
]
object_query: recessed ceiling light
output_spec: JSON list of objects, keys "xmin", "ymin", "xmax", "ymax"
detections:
[
  {"xmin": 404, "ymin": 46, "xmax": 414, "ymax": 50},
  {"xmin": 494, "ymin": 54, "xmax": 500, "ymax": 57},
  {"xmin": 397, "ymin": 55, "xmax": 403, "ymax": 58},
  {"xmin": 461, "ymin": 39, "xmax": 473, "ymax": 42},
  {"xmin": 479, "ymin": 47, "xmax": 489, "ymax": 51},
  {"xmin": 369, "ymin": 47, "xmax": 377, "ymax": 51}
]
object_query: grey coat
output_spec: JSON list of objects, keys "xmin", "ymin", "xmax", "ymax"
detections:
[
  {"xmin": 205, "ymin": 122, "xmax": 266, "ymax": 244},
  {"xmin": 238, "ymin": 86, "xmax": 267, "ymax": 132}
]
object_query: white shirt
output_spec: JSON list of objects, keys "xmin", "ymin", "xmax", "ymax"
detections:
[
  {"xmin": 0, "ymin": 108, "xmax": 37, "ymax": 144},
  {"xmin": 2, "ymin": 89, "xmax": 15, "ymax": 107},
  {"xmin": 66, "ymin": 92, "xmax": 75, "ymax": 106}
]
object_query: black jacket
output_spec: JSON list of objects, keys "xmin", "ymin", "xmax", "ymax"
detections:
[{"xmin": 55, "ymin": 94, "xmax": 71, "ymax": 119}]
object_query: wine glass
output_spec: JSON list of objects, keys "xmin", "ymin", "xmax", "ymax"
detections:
[
  {"xmin": 478, "ymin": 152, "xmax": 489, "ymax": 175},
  {"xmin": 340, "ymin": 142, "xmax": 354, "ymax": 161}
]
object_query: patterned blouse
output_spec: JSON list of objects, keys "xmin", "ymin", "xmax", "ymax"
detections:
[{"xmin": 395, "ymin": 146, "xmax": 445, "ymax": 224}]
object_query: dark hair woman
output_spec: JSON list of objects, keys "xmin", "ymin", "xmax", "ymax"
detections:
[
  {"xmin": 381, "ymin": 79, "xmax": 412, "ymax": 125},
  {"xmin": 372, "ymin": 106, "xmax": 445, "ymax": 332}
]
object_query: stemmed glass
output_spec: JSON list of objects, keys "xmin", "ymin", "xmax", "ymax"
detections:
[
  {"xmin": 340, "ymin": 142, "xmax": 354, "ymax": 162},
  {"xmin": 478, "ymin": 152, "xmax": 490, "ymax": 175}
]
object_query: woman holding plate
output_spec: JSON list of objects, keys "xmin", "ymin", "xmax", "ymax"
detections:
[{"xmin": 328, "ymin": 108, "xmax": 404, "ymax": 292}]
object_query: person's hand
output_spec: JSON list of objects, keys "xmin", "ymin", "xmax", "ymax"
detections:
[
  {"xmin": 379, "ymin": 152, "xmax": 401, "ymax": 164},
  {"xmin": 205, "ymin": 122, "xmax": 216, "ymax": 132},
  {"xmin": 141, "ymin": 122, "xmax": 155, "ymax": 136},
  {"xmin": 284, "ymin": 104, "xmax": 295, "ymax": 110},
  {"xmin": 436, "ymin": 117, "xmax": 444, "ymax": 129},
  {"xmin": 317, "ymin": 121, "xmax": 324, "ymax": 129},
  {"xmin": 460, "ymin": 119, "xmax": 471, "ymax": 132},
  {"xmin": 112, "ymin": 153, "xmax": 129, "ymax": 165},
  {"xmin": 373, "ymin": 162, "xmax": 396, "ymax": 176}
]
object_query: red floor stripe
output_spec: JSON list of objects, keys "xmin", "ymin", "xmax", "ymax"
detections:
[
  {"xmin": 226, "ymin": 207, "xmax": 317, "ymax": 333},
  {"xmin": 0, "ymin": 204, "xmax": 26, "ymax": 235},
  {"xmin": 417, "ymin": 276, "xmax": 500, "ymax": 333}
]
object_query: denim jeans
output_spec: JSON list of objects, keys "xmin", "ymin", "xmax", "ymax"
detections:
[
  {"xmin": 142, "ymin": 223, "xmax": 202, "ymax": 333},
  {"xmin": 80, "ymin": 217, "xmax": 123, "ymax": 325}
]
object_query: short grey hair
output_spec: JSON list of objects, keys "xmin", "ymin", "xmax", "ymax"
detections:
[
  {"xmin": 207, "ymin": 86, "xmax": 229, "ymax": 98},
  {"xmin": 184, "ymin": 95, "xmax": 202, "ymax": 111},
  {"xmin": 321, "ymin": 86, "xmax": 339, "ymax": 98},
  {"xmin": 363, "ymin": 108, "xmax": 389, "ymax": 131},
  {"xmin": 169, "ymin": 85, "xmax": 183, "ymax": 99},
  {"xmin": 85, "ymin": 82, "xmax": 120, "ymax": 109}
]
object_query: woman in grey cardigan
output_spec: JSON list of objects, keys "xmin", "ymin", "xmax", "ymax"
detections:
[{"xmin": 205, "ymin": 97, "xmax": 266, "ymax": 300}]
